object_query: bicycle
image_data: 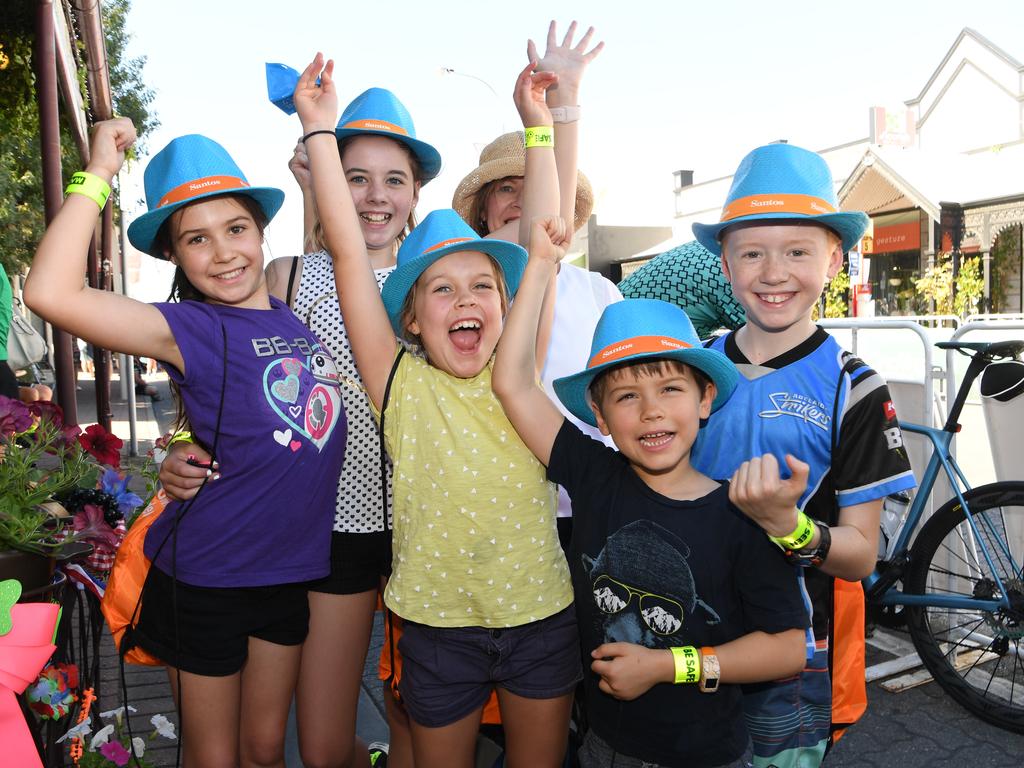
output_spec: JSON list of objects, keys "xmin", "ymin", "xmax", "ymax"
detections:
[{"xmin": 863, "ymin": 338, "xmax": 1024, "ymax": 734}]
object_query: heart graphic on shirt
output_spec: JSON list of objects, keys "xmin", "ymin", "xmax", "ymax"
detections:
[
  {"xmin": 263, "ymin": 353, "xmax": 344, "ymax": 452},
  {"xmin": 271, "ymin": 374, "xmax": 300, "ymax": 404}
]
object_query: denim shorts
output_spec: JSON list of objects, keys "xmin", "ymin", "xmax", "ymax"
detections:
[{"xmin": 397, "ymin": 605, "xmax": 583, "ymax": 727}]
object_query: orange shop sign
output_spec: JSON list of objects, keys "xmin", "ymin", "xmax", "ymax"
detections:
[{"xmin": 865, "ymin": 221, "xmax": 919, "ymax": 254}]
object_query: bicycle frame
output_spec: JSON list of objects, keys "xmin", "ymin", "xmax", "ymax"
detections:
[{"xmin": 864, "ymin": 342, "xmax": 1024, "ymax": 614}]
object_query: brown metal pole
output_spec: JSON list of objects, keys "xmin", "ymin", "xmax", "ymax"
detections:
[
  {"xmin": 35, "ymin": 0, "xmax": 78, "ymax": 425},
  {"xmin": 94, "ymin": 205, "xmax": 114, "ymax": 430}
]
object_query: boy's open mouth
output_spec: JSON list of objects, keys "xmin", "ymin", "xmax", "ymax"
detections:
[
  {"xmin": 449, "ymin": 319, "xmax": 482, "ymax": 352},
  {"xmin": 639, "ymin": 431, "xmax": 674, "ymax": 449}
]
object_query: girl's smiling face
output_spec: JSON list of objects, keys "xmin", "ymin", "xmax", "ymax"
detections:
[
  {"xmin": 405, "ymin": 250, "xmax": 507, "ymax": 378},
  {"xmin": 167, "ymin": 196, "xmax": 269, "ymax": 309},
  {"xmin": 341, "ymin": 135, "xmax": 420, "ymax": 254}
]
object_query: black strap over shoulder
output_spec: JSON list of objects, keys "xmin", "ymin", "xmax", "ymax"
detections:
[
  {"xmin": 379, "ymin": 345, "xmax": 405, "ymax": 699},
  {"xmin": 285, "ymin": 257, "xmax": 300, "ymax": 308}
]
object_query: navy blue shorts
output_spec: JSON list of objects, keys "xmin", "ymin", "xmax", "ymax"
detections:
[
  {"xmin": 308, "ymin": 530, "xmax": 392, "ymax": 595},
  {"xmin": 134, "ymin": 565, "xmax": 310, "ymax": 677},
  {"xmin": 397, "ymin": 605, "xmax": 582, "ymax": 728}
]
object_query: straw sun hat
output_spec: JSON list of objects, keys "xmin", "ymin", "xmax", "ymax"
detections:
[{"xmin": 452, "ymin": 131, "xmax": 594, "ymax": 234}]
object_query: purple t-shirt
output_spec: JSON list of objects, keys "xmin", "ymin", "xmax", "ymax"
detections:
[{"xmin": 145, "ymin": 297, "xmax": 347, "ymax": 587}]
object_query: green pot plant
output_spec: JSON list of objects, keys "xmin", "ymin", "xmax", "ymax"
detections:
[{"xmin": 0, "ymin": 394, "xmax": 144, "ymax": 597}]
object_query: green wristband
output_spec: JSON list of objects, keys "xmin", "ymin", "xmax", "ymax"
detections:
[
  {"xmin": 524, "ymin": 126, "xmax": 554, "ymax": 149},
  {"xmin": 768, "ymin": 509, "xmax": 817, "ymax": 550},
  {"xmin": 65, "ymin": 171, "xmax": 111, "ymax": 210},
  {"xmin": 670, "ymin": 646, "xmax": 701, "ymax": 684}
]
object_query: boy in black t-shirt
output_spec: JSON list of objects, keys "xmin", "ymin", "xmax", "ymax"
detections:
[{"xmin": 493, "ymin": 218, "xmax": 809, "ymax": 768}]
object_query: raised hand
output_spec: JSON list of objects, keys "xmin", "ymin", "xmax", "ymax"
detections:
[
  {"xmin": 293, "ymin": 52, "xmax": 337, "ymax": 133},
  {"xmin": 513, "ymin": 60, "xmax": 558, "ymax": 128},
  {"xmin": 728, "ymin": 453, "xmax": 810, "ymax": 538},
  {"xmin": 529, "ymin": 216, "xmax": 570, "ymax": 264},
  {"xmin": 527, "ymin": 20, "xmax": 604, "ymax": 104},
  {"xmin": 86, "ymin": 118, "xmax": 137, "ymax": 179},
  {"xmin": 288, "ymin": 140, "xmax": 312, "ymax": 192}
]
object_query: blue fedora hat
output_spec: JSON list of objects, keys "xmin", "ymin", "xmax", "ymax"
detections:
[
  {"xmin": 335, "ymin": 88, "xmax": 442, "ymax": 182},
  {"xmin": 692, "ymin": 143, "xmax": 868, "ymax": 256},
  {"xmin": 380, "ymin": 209, "xmax": 527, "ymax": 335},
  {"xmin": 127, "ymin": 134, "xmax": 284, "ymax": 258},
  {"xmin": 553, "ymin": 299, "xmax": 738, "ymax": 428}
]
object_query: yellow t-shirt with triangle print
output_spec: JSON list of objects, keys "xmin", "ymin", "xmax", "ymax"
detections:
[{"xmin": 378, "ymin": 352, "xmax": 572, "ymax": 627}]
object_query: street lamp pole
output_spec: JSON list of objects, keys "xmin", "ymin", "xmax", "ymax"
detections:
[{"xmin": 440, "ymin": 67, "xmax": 504, "ymax": 133}]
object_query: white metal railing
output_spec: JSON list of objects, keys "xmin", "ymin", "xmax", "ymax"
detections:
[{"xmin": 819, "ymin": 318, "xmax": 935, "ymax": 428}]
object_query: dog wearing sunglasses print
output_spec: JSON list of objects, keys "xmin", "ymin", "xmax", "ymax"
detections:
[{"xmin": 583, "ymin": 519, "xmax": 720, "ymax": 647}]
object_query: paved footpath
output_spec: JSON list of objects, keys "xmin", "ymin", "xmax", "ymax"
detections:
[{"xmin": 68, "ymin": 372, "xmax": 1022, "ymax": 767}]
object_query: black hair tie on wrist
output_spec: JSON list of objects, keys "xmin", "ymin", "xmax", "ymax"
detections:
[{"xmin": 302, "ymin": 129, "xmax": 336, "ymax": 143}]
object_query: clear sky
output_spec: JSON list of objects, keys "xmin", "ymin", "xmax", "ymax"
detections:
[{"xmin": 118, "ymin": 0, "xmax": 1024, "ymax": 295}]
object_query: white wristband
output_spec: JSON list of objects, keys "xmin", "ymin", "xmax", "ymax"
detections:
[{"xmin": 549, "ymin": 105, "xmax": 581, "ymax": 124}]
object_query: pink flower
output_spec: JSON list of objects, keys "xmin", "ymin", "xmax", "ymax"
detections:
[
  {"xmin": 78, "ymin": 423, "xmax": 123, "ymax": 468},
  {"xmin": 99, "ymin": 740, "xmax": 131, "ymax": 766},
  {"xmin": 72, "ymin": 504, "xmax": 121, "ymax": 550}
]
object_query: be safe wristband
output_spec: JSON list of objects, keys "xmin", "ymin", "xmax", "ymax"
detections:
[
  {"xmin": 670, "ymin": 646, "xmax": 700, "ymax": 684},
  {"xmin": 65, "ymin": 171, "xmax": 111, "ymax": 210},
  {"xmin": 524, "ymin": 126, "xmax": 554, "ymax": 149},
  {"xmin": 768, "ymin": 509, "xmax": 816, "ymax": 551}
]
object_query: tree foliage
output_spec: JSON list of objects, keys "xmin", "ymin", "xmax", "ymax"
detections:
[
  {"xmin": 914, "ymin": 253, "xmax": 984, "ymax": 318},
  {"xmin": 0, "ymin": 0, "xmax": 157, "ymax": 274}
]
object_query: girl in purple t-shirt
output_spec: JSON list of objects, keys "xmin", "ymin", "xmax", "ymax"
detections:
[{"xmin": 25, "ymin": 119, "xmax": 347, "ymax": 766}]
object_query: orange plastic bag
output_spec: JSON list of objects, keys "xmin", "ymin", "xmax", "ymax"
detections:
[
  {"xmin": 100, "ymin": 489, "xmax": 166, "ymax": 666},
  {"xmin": 830, "ymin": 578, "xmax": 868, "ymax": 743}
]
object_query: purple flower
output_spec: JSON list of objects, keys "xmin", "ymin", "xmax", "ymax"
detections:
[
  {"xmin": 0, "ymin": 395, "xmax": 33, "ymax": 437},
  {"xmin": 100, "ymin": 468, "xmax": 144, "ymax": 516},
  {"xmin": 99, "ymin": 740, "xmax": 131, "ymax": 766}
]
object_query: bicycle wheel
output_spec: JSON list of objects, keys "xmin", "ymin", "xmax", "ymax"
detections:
[{"xmin": 905, "ymin": 481, "xmax": 1024, "ymax": 733}]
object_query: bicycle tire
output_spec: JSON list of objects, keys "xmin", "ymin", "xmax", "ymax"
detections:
[{"xmin": 905, "ymin": 481, "xmax": 1024, "ymax": 734}]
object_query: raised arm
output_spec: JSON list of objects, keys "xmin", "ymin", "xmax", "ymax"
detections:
[
  {"xmin": 287, "ymin": 139, "xmax": 319, "ymax": 253},
  {"xmin": 512, "ymin": 62, "xmax": 560, "ymax": 249},
  {"xmin": 530, "ymin": 20, "xmax": 604, "ymax": 234},
  {"xmin": 493, "ymin": 217, "xmax": 571, "ymax": 466},
  {"xmin": 293, "ymin": 54, "xmax": 394, "ymax": 409},
  {"xmin": 23, "ymin": 118, "xmax": 180, "ymax": 371}
]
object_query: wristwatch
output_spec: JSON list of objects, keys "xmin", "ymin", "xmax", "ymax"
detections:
[
  {"xmin": 785, "ymin": 520, "xmax": 832, "ymax": 568},
  {"xmin": 549, "ymin": 105, "xmax": 581, "ymax": 124},
  {"xmin": 699, "ymin": 647, "xmax": 720, "ymax": 693}
]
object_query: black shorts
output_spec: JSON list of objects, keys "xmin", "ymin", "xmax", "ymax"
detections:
[
  {"xmin": 307, "ymin": 530, "xmax": 392, "ymax": 595},
  {"xmin": 134, "ymin": 566, "xmax": 310, "ymax": 676}
]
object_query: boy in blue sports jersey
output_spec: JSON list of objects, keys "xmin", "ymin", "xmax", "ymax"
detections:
[{"xmin": 690, "ymin": 143, "xmax": 917, "ymax": 768}]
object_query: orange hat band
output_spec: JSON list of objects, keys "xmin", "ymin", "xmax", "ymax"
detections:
[
  {"xmin": 721, "ymin": 193, "xmax": 836, "ymax": 222},
  {"xmin": 342, "ymin": 118, "xmax": 409, "ymax": 136},
  {"xmin": 589, "ymin": 335, "xmax": 693, "ymax": 369},
  {"xmin": 158, "ymin": 175, "xmax": 250, "ymax": 208},
  {"xmin": 424, "ymin": 237, "xmax": 473, "ymax": 254}
]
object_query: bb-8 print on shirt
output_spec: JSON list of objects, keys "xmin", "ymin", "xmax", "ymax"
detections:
[{"xmin": 263, "ymin": 347, "xmax": 343, "ymax": 452}]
